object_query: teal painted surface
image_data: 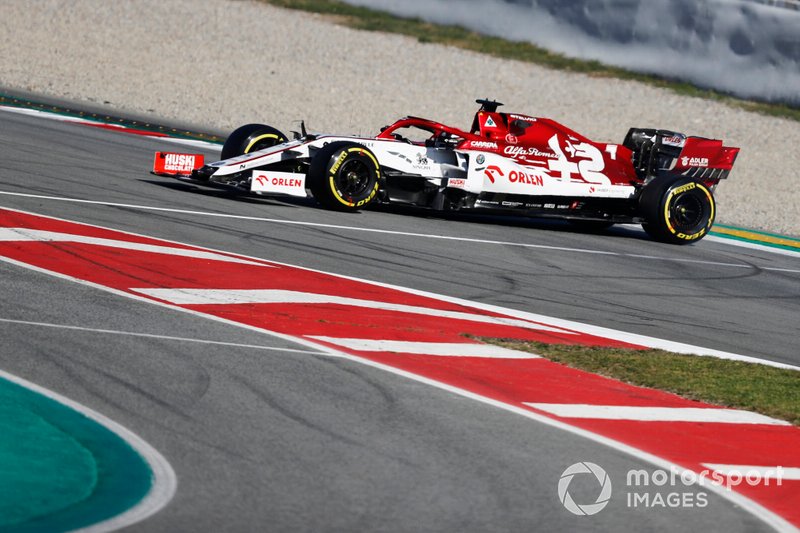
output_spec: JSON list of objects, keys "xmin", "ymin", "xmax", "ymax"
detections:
[{"xmin": 0, "ymin": 376, "xmax": 152, "ymax": 532}]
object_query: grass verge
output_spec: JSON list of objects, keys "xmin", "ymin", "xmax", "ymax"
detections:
[
  {"xmin": 261, "ymin": 0, "xmax": 800, "ymax": 123},
  {"xmin": 485, "ymin": 339, "xmax": 800, "ymax": 426}
]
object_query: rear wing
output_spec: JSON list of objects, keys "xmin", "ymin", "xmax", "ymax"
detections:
[
  {"xmin": 624, "ymin": 128, "xmax": 739, "ymax": 182},
  {"xmin": 675, "ymin": 138, "xmax": 739, "ymax": 177}
]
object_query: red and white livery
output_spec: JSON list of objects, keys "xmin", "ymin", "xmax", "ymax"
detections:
[{"xmin": 152, "ymin": 99, "xmax": 739, "ymax": 244}]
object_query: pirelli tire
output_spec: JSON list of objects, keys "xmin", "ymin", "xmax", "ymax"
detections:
[
  {"xmin": 308, "ymin": 141, "xmax": 381, "ymax": 212},
  {"xmin": 639, "ymin": 176, "xmax": 716, "ymax": 245},
  {"xmin": 221, "ymin": 124, "xmax": 288, "ymax": 160}
]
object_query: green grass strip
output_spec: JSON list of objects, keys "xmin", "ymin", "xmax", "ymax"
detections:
[
  {"xmin": 486, "ymin": 340, "xmax": 800, "ymax": 426},
  {"xmin": 262, "ymin": 0, "xmax": 800, "ymax": 122}
]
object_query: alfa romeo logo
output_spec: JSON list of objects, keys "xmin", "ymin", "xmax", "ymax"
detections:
[{"xmin": 558, "ymin": 462, "xmax": 612, "ymax": 516}]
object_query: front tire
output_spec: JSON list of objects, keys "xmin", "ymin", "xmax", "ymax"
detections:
[
  {"xmin": 307, "ymin": 141, "xmax": 380, "ymax": 211},
  {"xmin": 639, "ymin": 177, "xmax": 715, "ymax": 244},
  {"xmin": 221, "ymin": 123, "xmax": 287, "ymax": 160}
]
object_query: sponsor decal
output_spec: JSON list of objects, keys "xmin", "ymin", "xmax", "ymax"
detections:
[
  {"xmin": 501, "ymin": 201, "xmax": 524, "ymax": 207},
  {"xmin": 672, "ymin": 182, "xmax": 697, "ymax": 194},
  {"xmin": 349, "ymin": 181, "xmax": 379, "ymax": 208},
  {"xmin": 469, "ymin": 141, "xmax": 499, "ymax": 150},
  {"xmin": 681, "ymin": 156, "xmax": 709, "ymax": 167},
  {"xmin": 662, "ymin": 135, "xmax": 686, "ymax": 147},
  {"xmin": 505, "ymin": 134, "xmax": 519, "ymax": 144},
  {"xmin": 389, "ymin": 151, "xmax": 431, "ymax": 171},
  {"xmin": 484, "ymin": 116, "xmax": 497, "ymax": 128},
  {"xmin": 508, "ymin": 169, "xmax": 544, "ymax": 187},
  {"xmin": 509, "ymin": 114, "xmax": 536, "ymax": 121},
  {"xmin": 153, "ymin": 152, "xmax": 204, "ymax": 175},
  {"xmin": 330, "ymin": 151, "xmax": 348, "ymax": 174},
  {"xmin": 504, "ymin": 146, "xmax": 557, "ymax": 159},
  {"xmin": 251, "ymin": 170, "xmax": 306, "ymax": 197},
  {"xmin": 163, "ymin": 154, "xmax": 196, "ymax": 172},
  {"xmin": 483, "ymin": 165, "xmax": 504, "ymax": 184},
  {"xmin": 448, "ymin": 178, "xmax": 467, "ymax": 189},
  {"xmin": 476, "ymin": 154, "xmax": 485, "ymax": 165},
  {"xmin": 273, "ymin": 176, "xmax": 301, "ymax": 187}
]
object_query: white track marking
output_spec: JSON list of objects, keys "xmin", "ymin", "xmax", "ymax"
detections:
[
  {"xmin": 0, "ymin": 228, "xmax": 268, "ymax": 266},
  {"xmin": 524, "ymin": 403, "xmax": 791, "ymax": 425},
  {"xmin": 2, "ymin": 191, "xmax": 799, "ymax": 273},
  {"xmin": 2, "ymin": 204, "xmax": 797, "ymax": 371},
  {"xmin": 0, "ymin": 317, "xmax": 326, "ymax": 355},
  {"xmin": 0, "ymin": 209, "xmax": 794, "ymax": 532},
  {"xmin": 132, "ymin": 288, "xmax": 573, "ymax": 334},
  {"xmin": 3, "ymin": 204, "xmax": 797, "ymax": 371},
  {"xmin": 0, "ymin": 368, "xmax": 177, "ymax": 533},
  {"xmin": 155, "ymin": 137, "xmax": 221, "ymax": 150},
  {"xmin": 309, "ymin": 337, "xmax": 541, "ymax": 358},
  {"xmin": 703, "ymin": 464, "xmax": 800, "ymax": 481},
  {"xmin": 0, "ymin": 105, "xmax": 222, "ymax": 150},
  {"xmin": 704, "ymin": 235, "xmax": 800, "ymax": 259}
]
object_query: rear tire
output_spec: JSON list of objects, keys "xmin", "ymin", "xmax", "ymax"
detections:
[
  {"xmin": 221, "ymin": 124, "xmax": 287, "ymax": 160},
  {"xmin": 307, "ymin": 142, "xmax": 380, "ymax": 211},
  {"xmin": 639, "ymin": 177, "xmax": 715, "ymax": 244}
]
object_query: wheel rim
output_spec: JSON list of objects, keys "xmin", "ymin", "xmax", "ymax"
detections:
[
  {"xmin": 669, "ymin": 192, "xmax": 705, "ymax": 231},
  {"xmin": 335, "ymin": 158, "xmax": 372, "ymax": 199}
]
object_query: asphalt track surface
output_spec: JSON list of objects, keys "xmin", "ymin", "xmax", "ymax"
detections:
[{"xmin": 1, "ymin": 108, "xmax": 798, "ymax": 532}]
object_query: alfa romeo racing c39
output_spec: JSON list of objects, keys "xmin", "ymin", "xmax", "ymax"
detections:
[{"xmin": 152, "ymin": 99, "xmax": 739, "ymax": 244}]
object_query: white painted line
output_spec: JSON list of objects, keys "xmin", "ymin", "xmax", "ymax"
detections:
[
  {"xmin": 703, "ymin": 464, "xmax": 800, "ymax": 481},
  {"xmin": 131, "ymin": 288, "xmax": 573, "ymax": 334},
  {"xmin": 2, "ymin": 204, "xmax": 796, "ymax": 371},
  {"xmin": 0, "ymin": 368, "xmax": 177, "ymax": 533},
  {"xmin": 524, "ymin": 403, "xmax": 791, "ymax": 425},
  {"xmin": 0, "ymin": 208, "xmax": 793, "ymax": 532},
  {"xmin": 309, "ymin": 337, "xmax": 541, "ymax": 358},
  {"xmin": 2, "ymin": 191, "xmax": 799, "ymax": 273},
  {"xmin": 0, "ymin": 228, "xmax": 269, "ymax": 267},
  {"xmin": 0, "ymin": 317, "xmax": 327, "ymax": 355},
  {"xmin": 0, "ymin": 104, "xmax": 101, "ymax": 124},
  {"xmin": 360, "ymin": 282, "xmax": 800, "ymax": 372},
  {"xmin": 705, "ymin": 235, "xmax": 800, "ymax": 259},
  {"xmin": 0, "ymin": 253, "xmax": 351, "ymax": 358},
  {"xmin": 0, "ymin": 105, "xmax": 222, "ymax": 150},
  {"xmin": 158, "ymin": 137, "xmax": 222, "ymax": 150},
  {"xmin": 2, "ymin": 204, "xmax": 797, "ymax": 371}
]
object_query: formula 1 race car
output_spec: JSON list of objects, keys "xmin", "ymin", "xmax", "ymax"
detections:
[{"xmin": 152, "ymin": 99, "xmax": 739, "ymax": 244}]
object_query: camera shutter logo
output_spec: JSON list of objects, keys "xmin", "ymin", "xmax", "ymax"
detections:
[{"xmin": 558, "ymin": 462, "xmax": 612, "ymax": 516}]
